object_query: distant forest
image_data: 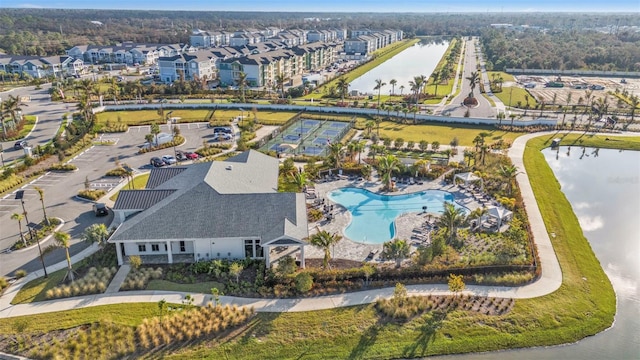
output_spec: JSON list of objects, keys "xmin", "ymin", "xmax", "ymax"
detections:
[{"xmin": 1, "ymin": 9, "xmax": 639, "ymax": 71}]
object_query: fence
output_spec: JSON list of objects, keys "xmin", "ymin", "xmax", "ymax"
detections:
[{"xmin": 506, "ymin": 68, "xmax": 640, "ymax": 78}]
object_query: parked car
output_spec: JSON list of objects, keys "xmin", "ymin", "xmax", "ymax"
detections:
[
  {"xmin": 590, "ymin": 84, "xmax": 605, "ymax": 90},
  {"xmin": 150, "ymin": 157, "xmax": 166, "ymax": 167},
  {"xmin": 14, "ymin": 140, "xmax": 28, "ymax": 150},
  {"xmin": 175, "ymin": 150, "xmax": 187, "ymax": 161},
  {"xmin": 161, "ymin": 155, "xmax": 177, "ymax": 165},
  {"xmin": 212, "ymin": 126, "xmax": 233, "ymax": 134},
  {"xmin": 215, "ymin": 133, "xmax": 232, "ymax": 141},
  {"xmin": 93, "ymin": 203, "xmax": 109, "ymax": 217},
  {"xmin": 524, "ymin": 83, "xmax": 536, "ymax": 88},
  {"xmin": 184, "ymin": 151, "xmax": 199, "ymax": 160}
]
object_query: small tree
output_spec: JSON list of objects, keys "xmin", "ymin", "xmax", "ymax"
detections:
[
  {"xmin": 362, "ymin": 263, "xmax": 376, "ymax": 286},
  {"xmin": 211, "ymin": 287, "xmax": 223, "ymax": 307},
  {"xmin": 393, "ymin": 282, "xmax": 407, "ymax": 304},
  {"xmin": 448, "ymin": 274, "xmax": 465, "ymax": 296},
  {"xmin": 382, "ymin": 239, "xmax": 410, "ymax": 268},
  {"xmin": 158, "ymin": 299, "xmax": 167, "ymax": 317},
  {"xmin": 150, "ymin": 123, "xmax": 161, "ymax": 145},
  {"xmin": 229, "ymin": 262, "xmax": 244, "ymax": 283},
  {"xmin": 128, "ymin": 255, "xmax": 142, "ymax": 269},
  {"xmin": 276, "ymin": 255, "xmax": 297, "ymax": 277},
  {"xmin": 82, "ymin": 223, "xmax": 109, "ymax": 247},
  {"xmin": 295, "ymin": 272, "xmax": 313, "ymax": 293},
  {"xmin": 309, "ymin": 230, "xmax": 342, "ymax": 269}
]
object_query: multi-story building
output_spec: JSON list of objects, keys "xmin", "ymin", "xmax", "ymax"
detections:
[
  {"xmin": 157, "ymin": 50, "xmax": 216, "ymax": 83},
  {"xmin": 0, "ymin": 55, "xmax": 85, "ymax": 79},
  {"xmin": 343, "ymin": 29, "xmax": 404, "ymax": 59}
]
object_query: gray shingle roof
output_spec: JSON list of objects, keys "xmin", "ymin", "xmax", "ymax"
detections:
[
  {"xmin": 146, "ymin": 167, "xmax": 188, "ymax": 189},
  {"xmin": 113, "ymin": 189, "xmax": 176, "ymax": 210},
  {"xmin": 109, "ymin": 150, "xmax": 307, "ymax": 243}
]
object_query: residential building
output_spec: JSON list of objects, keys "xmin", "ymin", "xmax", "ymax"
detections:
[
  {"xmin": 157, "ymin": 50, "xmax": 216, "ymax": 83},
  {"xmin": 0, "ymin": 55, "xmax": 85, "ymax": 79},
  {"xmin": 109, "ymin": 150, "xmax": 309, "ymax": 267}
]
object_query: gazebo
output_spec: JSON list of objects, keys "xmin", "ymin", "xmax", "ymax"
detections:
[
  {"xmin": 487, "ymin": 206, "xmax": 513, "ymax": 228},
  {"xmin": 454, "ymin": 172, "xmax": 481, "ymax": 186}
]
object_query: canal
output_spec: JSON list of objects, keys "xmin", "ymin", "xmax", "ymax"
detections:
[{"xmin": 348, "ymin": 38, "xmax": 450, "ymax": 95}]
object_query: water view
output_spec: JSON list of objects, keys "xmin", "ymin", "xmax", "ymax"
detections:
[
  {"xmin": 436, "ymin": 147, "xmax": 640, "ymax": 359},
  {"xmin": 349, "ymin": 39, "xmax": 450, "ymax": 95}
]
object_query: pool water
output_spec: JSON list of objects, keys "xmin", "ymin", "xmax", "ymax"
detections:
[{"xmin": 328, "ymin": 187, "xmax": 466, "ymax": 244}]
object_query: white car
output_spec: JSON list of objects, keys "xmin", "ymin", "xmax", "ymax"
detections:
[
  {"xmin": 161, "ymin": 155, "xmax": 177, "ymax": 165},
  {"xmin": 215, "ymin": 133, "xmax": 233, "ymax": 141}
]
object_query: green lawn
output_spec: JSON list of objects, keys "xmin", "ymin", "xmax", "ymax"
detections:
[
  {"xmin": 494, "ymin": 86, "xmax": 538, "ymax": 108},
  {"xmin": 1, "ymin": 132, "xmax": 635, "ymax": 358},
  {"xmin": 146, "ymin": 280, "xmax": 225, "ymax": 294},
  {"xmin": 377, "ymin": 121, "xmax": 521, "ymax": 146},
  {"xmin": 96, "ymin": 109, "xmax": 211, "ymax": 125},
  {"xmin": 110, "ymin": 173, "xmax": 150, "ymax": 201},
  {"xmin": 487, "ymin": 71, "xmax": 515, "ymax": 83},
  {"xmin": 10, "ymin": 269, "xmax": 66, "ymax": 305}
]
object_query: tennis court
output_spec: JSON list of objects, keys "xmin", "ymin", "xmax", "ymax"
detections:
[{"xmin": 260, "ymin": 117, "xmax": 354, "ymax": 157}]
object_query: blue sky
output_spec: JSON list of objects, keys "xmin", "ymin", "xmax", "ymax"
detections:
[{"xmin": 7, "ymin": 0, "xmax": 640, "ymax": 12}]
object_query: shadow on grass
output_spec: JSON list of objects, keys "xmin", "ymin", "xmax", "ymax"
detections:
[
  {"xmin": 348, "ymin": 323, "xmax": 380, "ymax": 360},
  {"xmin": 402, "ymin": 310, "xmax": 447, "ymax": 358}
]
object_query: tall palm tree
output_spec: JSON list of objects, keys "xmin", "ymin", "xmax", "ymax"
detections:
[
  {"xmin": 389, "ymin": 79, "xmax": 397, "ymax": 95},
  {"xmin": 108, "ymin": 77, "xmax": 119, "ymax": 104},
  {"xmin": 378, "ymin": 154, "xmax": 400, "ymax": 191},
  {"xmin": 3, "ymin": 95, "xmax": 23, "ymax": 130},
  {"xmin": 236, "ymin": 72, "xmax": 248, "ymax": 102},
  {"xmin": 347, "ymin": 140, "xmax": 359, "ymax": 162},
  {"xmin": 497, "ymin": 111, "xmax": 505, "ymax": 127},
  {"xmin": 54, "ymin": 231, "xmax": 75, "ymax": 282},
  {"xmin": 11, "ymin": 213, "xmax": 27, "ymax": 247},
  {"xmin": 430, "ymin": 70, "xmax": 442, "ymax": 97},
  {"xmin": 275, "ymin": 72, "xmax": 287, "ymax": 99},
  {"xmin": 437, "ymin": 202, "xmax": 466, "ymax": 245},
  {"xmin": 627, "ymin": 95, "xmax": 639, "ymax": 130},
  {"xmin": 33, "ymin": 186, "xmax": 49, "ymax": 226},
  {"xmin": 498, "ymin": 164, "xmax": 519, "ymax": 196},
  {"xmin": 309, "ymin": 230, "xmax": 342, "ymax": 269},
  {"xmin": 466, "ymin": 71, "xmax": 480, "ymax": 97},
  {"xmin": 336, "ymin": 78, "xmax": 349, "ymax": 102},
  {"xmin": 364, "ymin": 120, "xmax": 375, "ymax": 136},
  {"xmin": 328, "ymin": 142, "xmax": 344, "ymax": 169},
  {"xmin": 409, "ymin": 75, "xmax": 426, "ymax": 124},
  {"xmin": 354, "ymin": 140, "xmax": 366, "ymax": 164},
  {"xmin": 381, "ymin": 239, "xmax": 410, "ymax": 268},
  {"xmin": 399, "ymin": 85, "xmax": 405, "ymax": 96},
  {"xmin": 374, "ymin": 78, "xmax": 386, "ymax": 111}
]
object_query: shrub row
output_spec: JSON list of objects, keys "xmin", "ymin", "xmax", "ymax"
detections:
[
  {"xmin": 0, "ymin": 174, "xmax": 25, "ymax": 194},
  {"xmin": 137, "ymin": 136, "xmax": 185, "ymax": 154},
  {"xmin": 195, "ymin": 146, "xmax": 223, "ymax": 157},
  {"xmin": 45, "ymin": 267, "xmax": 118, "ymax": 299},
  {"xmin": 101, "ymin": 124, "xmax": 129, "ymax": 133},
  {"xmin": 77, "ymin": 189, "xmax": 106, "ymax": 201},
  {"xmin": 105, "ymin": 167, "xmax": 128, "ymax": 177},
  {"xmin": 47, "ymin": 163, "xmax": 77, "ymax": 171}
]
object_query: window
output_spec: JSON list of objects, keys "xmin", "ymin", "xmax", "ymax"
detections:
[
  {"xmin": 243, "ymin": 239, "xmax": 264, "ymax": 258},
  {"xmin": 151, "ymin": 244, "xmax": 160, "ymax": 252},
  {"xmin": 138, "ymin": 244, "xmax": 146, "ymax": 252},
  {"xmin": 255, "ymin": 239, "xmax": 264, "ymax": 258},
  {"xmin": 180, "ymin": 241, "xmax": 186, "ymax": 252},
  {"xmin": 245, "ymin": 240, "xmax": 253, "ymax": 258}
]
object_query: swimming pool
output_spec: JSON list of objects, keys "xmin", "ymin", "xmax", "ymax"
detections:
[{"xmin": 328, "ymin": 187, "xmax": 467, "ymax": 244}]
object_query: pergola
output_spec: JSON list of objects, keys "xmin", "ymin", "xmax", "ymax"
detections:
[
  {"xmin": 262, "ymin": 237, "xmax": 308, "ymax": 268},
  {"xmin": 487, "ymin": 206, "xmax": 513, "ymax": 228},
  {"xmin": 454, "ymin": 172, "xmax": 481, "ymax": 185}
]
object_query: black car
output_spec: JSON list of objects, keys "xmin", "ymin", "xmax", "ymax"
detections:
[
  {"xmin": 93, "ymin": 203, "xmax": 109, "ymax": 217},
  {"xmin": 150, "ymin": 157, "xmax": 166, "ymax": 167},
  {"xmin": 14, "ymin": 140, "xmax": 28, "ymax": 150}
]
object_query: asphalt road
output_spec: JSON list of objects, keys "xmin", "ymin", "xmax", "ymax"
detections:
[
  {"xmin": 0, "ymin": 87, "xmax": 222, "ymax": 277},
  {"xmin": 443, "ymin": 37, "xmax": 496, "ymax": 118}
]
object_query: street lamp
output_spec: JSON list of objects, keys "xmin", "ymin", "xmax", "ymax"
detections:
[{"xmin": 15, "ymin": 190, "xmax": 48, "ymax": 278}]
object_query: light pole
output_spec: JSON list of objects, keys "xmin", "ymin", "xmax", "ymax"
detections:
[
  {"xmin": 15, "ymin": 190, "xmax": 48, "ymax": 278},
  {"xmin": 508, "ymin": 86, "xmax": 514, "ymax": 110}
]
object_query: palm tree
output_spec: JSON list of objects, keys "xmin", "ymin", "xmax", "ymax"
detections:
[
  {"xmin": 399, "ymin": 85, "xmax": 405, "ymax": 96},
  {"xmin": 33, "ymin": 186, "xmax": 49, "ymax": 226},
  {"xmin": 466, "ymin": 71, "xmax": 480, "ymax": 97},
  {"xmin": 3, "ymin": 95, "xmax": 23, "ymax": 131},
  {"xmin": 354, "ymin": 140, "xmax": 366, "ymax": 164},
  {"xmin": 497, "ymin": 112, "xmax": 505, "ymax": 127},
  {"xmin": 378, "ymin": 154, "xmax": 400, "ymax": 191},
  {"xmin": 275, "ymin": 73, "xmax": 287, "ymax": 99},
  {"xmin": 11, "ymin": 213, "xmax": 27, "ymax": 247},
  {"xmin": 54, "ymin": 231, "xmax": 75, "ymax": 282},
  {"xmin": 374, "ymin": 78, "xmax": 386, "ymax": 111},
  {"xmin": 108, "ymin": 77, "xmax": 119, "ymax": 104},
  {"xmin": 627, "ymin": 95, "xmax": 639, "ymax": 130},
  {"xmin": 336, "ymin": 78, "xmax": 349, "ymax": 102},
  {"xmin": 289, "ymin": 171, "xmax": 309, "ymax": 192},
  {"xmin": 498, "ymin": 164, "xmax": 519, "ymax": 196},
  {"xmin": 82, "ymin": 223, "xmax": 110, "ymax": 247},
  {"xmin": 328, "ymin": 142, "xmax": 344, "ymax": 169},
  {"xmin": 409, "ymin": 75, "xmax": 426, "ymax": 124},
  {"xmin": 430, "ymin": 70, "xmax": 442, "ymax": 97},
  {"xmin": 389, "ymin": 79, "xmax": 397, "ymax": 95},
  {"xmin": 381, "ymin": 239, "xmax": 410, "ymax": 268},
  {"xmin": 437, "ymin": 202, "xmax": 466, "ymax": 245},
  {"xmin": 347, "ymin": 140, "xmax": 359, "ymax": 162},
  {"xmin": 309, "ymin": 230, "xmax": 342, "ymax": 269},
  {"xmin": 365, "ymin": 120, "xmax": 375, "ymax": 136},
  {"xmin": 236, "ymin": 72, "xmax": 248, "ymax": 102}
]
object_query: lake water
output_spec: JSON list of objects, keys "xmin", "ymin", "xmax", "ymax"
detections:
[
  {"xmin": 348, "ymin": 39, "xmax": 450, "ymax": 95},
  {"xmin": 434, "ymin": 147, "xmax": 640, "ymax": 359}
]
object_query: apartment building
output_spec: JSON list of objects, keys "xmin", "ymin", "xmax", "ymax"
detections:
[
  {"xmin": 157, "ymin": 50, "xmax": 216, "ymax": 83},
  {"xmin": 0, "ymin": 55, "xmax": 85, "ymax": 79}
]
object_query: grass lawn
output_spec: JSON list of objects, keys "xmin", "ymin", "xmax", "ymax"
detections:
[
  {"xmin": 494, "ymin": 86, "xmax": 538, "ymax": 108},
  {"xmin": 10, "ymin": 269, "xmax": 66, "ymax": 305},
  {"xmin": 253, "ymin": 111, "xmax": 298, "ymax": 124},
  {"xmin": 146, "ymin": 280, "xmax": 225, "ymax": 294},
  {"xmin": 1, "ymin": 131, "xmax": 635, "ymax": 358},
  {"xmin": 110, "ymin": 173, "xmax": 150, "ymax": 201},
  {"xmin": 487, "ymin": 71, "xmax": 515, "ymax": 83},
  {"xmin": 482, "ymin": 93, "xmax": 496, "ymax": 107},
  {"xmin": 96, "ymin": 109, "xmax": 211, "ymax": 125},
  {"xmin": 377, "ymin": 121, "xmax": 521, "ymax": 146}
]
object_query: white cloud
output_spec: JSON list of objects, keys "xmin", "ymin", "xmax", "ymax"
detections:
[
  {"xmin": 577, "ymin": 214, "xmax": 604, "ymax": 232},
  {"xmin": 16, "ymin": 3, "xmax": 45, "ymax": 8}
]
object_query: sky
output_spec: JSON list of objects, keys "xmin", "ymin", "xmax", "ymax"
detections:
[{"xmin": 6, "ymin": 0, "xmax": 640, "ymax": 12}]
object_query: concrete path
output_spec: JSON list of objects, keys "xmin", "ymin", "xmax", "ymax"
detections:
[
  {"xmin": 104, "ymin": 264, "xmax": 130, "ymax": 293},
  {"xmin": 1, "ymin": 130, "xmax": 637, "ymax": 319}
]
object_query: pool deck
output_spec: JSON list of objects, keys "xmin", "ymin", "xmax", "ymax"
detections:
[{"xmin": 305, "ymin": 174, "xmax": 489, "ymax": 263}]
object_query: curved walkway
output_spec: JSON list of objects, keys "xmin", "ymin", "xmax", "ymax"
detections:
[{"xmin": 4, "ymin": 131, "xmax": 637, "ymax": 318}]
